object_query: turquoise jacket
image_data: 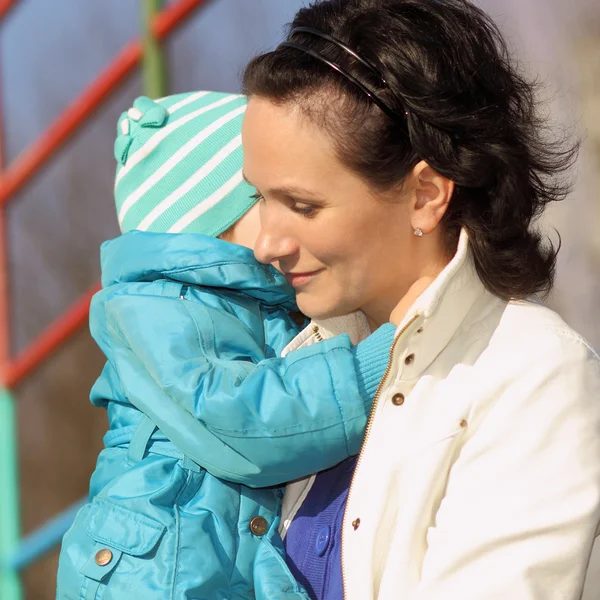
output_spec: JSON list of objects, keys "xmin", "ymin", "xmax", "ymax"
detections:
[{"xmin": 56, "ymin": 232, "xmax": 393, "ymax": 600}]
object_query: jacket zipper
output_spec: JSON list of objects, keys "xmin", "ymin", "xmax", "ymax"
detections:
[{"xmin": 341, "ymin": 313, "xmax": 420, "ymax": 599}]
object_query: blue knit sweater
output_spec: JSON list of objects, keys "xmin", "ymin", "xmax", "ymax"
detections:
[{"xmin": 284, "ymin": 456, "xmax": 358, "ymax": 599}]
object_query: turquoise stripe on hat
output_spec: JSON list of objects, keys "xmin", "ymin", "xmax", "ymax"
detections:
[{"xmin": 114, "ymin": 91, "xmax": 256, "ymax": 238}]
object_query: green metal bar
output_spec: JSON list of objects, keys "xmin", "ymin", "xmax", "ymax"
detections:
[
  {"xmin": 0, "ymin": 388, "xmax": 23, "ymax": 600},
  {"xmin": 142, "ymin": 0, "xmax": 167, "ymax": 98}
]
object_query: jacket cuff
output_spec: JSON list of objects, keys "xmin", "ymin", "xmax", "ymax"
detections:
[{"xmin": 353, "ymin": 323, "xmax": 396, "ymax": 401}]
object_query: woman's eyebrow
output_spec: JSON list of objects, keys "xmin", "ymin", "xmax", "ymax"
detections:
[{"xmin": 242, "ymin": 172, "xmax": 324, "ymax": 201}]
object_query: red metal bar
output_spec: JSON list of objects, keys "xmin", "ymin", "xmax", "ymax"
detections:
[
  {"xmin": 0, "ymin": 59, "xmax": 4, "ymax": 171},
  {"xmin": 3, "ymin": 282, "xmax": 101, "ymax": 388},
  {"xmin": 0, "ymin": 39, "xmax": 141, "ymax": 207},
  {"xmin": 0, "ymin": 0, "xmax": 17, "ymax": 21},
  {"xmin": 0, "ymin": 210, "xmax": 9, "ymax": 372},
  {"xmin": 0, "ymin": 57, "xmax": 9, "ymax": 372},
  {"xmin": 0, "ymin": 0, "xmax": 207, "ymax": 208}
]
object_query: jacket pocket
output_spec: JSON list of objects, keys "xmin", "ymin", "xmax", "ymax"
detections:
[
  {"xmin": 83, "ymin": 498, "xmax": 165, "ymax": 556},
  {"xmin": 58, "ymin": 498, "xmax": 167, "ymax": 600}
]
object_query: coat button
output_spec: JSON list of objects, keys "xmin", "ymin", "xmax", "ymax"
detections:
[
  {"xmin": 404, "ymin": 353, "xmax": 415, "ymax": 365},
  {"xmin": 391, "ymin": 393, "xmax": 405, "ymax": 406},
  {"xmin": 352, "ymin": 518, "xmax": 361, "ymax": 530},
  {"xmin": 315, "ymin": 525, "xmax": 331, "ymax": 556},
  {"xmin": 250, "ymin": 516, "xmax": 269, "ymax": 536},
  {"xmin": 95, "ymin": 548, "xmax": 113, "ymax": 566}
]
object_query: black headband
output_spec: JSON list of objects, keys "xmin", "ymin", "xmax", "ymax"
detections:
[{"xmin": 278, "ymin": 26, "xmax": 404, "ymax": 123}]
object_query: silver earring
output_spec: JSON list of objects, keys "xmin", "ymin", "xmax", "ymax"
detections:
[{"xmin": 413, "ymin": 228, "xmax": 424, "ymax": 237}]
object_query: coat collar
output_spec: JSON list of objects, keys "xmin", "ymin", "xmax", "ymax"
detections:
[
  {"xmin": 100, "ymin": 231, "xmax": 297, "ymax": 309},
  {"xmin": 395, "ymin": 228, "xmax": 489, "ymax": 375},
  {"xmin": 400, "ymin": 228, "xmax": 485, "ymax": 325}
]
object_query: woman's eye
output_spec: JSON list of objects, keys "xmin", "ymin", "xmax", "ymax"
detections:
[{"xmin": 291, "ymin": 203, "xmax": 318, "ymax": 218}]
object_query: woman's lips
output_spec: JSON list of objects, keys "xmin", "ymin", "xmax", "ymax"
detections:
[{"xmin": 284, "ymin": 269, "xmax": 323, "ymax": 287}]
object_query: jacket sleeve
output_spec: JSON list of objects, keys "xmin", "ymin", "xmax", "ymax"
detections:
[
  {"xmin": 93, "ymin": 287, "xmax": 394, "ymax": 487},
  {"xmin": 413, "ymin": 329, "xmax": 600, "ymax": 600}
]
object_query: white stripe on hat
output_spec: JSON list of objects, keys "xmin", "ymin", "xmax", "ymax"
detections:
[
  {"xmin": 168, "ymin": 170, "xmax": 245, "ymax": 234},
  {"xmin": 118, "ymin": 104, "xmax": 247, "ymax": 226},
  {"xmin": 136, "ymin": 134, "xmax": 243, "ymax": 232},
  {"xmin": 166, "ymin": 90, "xmax": 210, "ymax": 114},
  {"xmin": 115, "ymin": 94, "xmax": 241, "ymax": 188},
  {"xmin": 155, "ymin": 91, "xmax": 217, "ymax": 110}
]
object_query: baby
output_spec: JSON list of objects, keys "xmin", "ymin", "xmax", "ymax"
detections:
[{"xmin": 56, "ymin": 91, "xmax": 394, "ymax": 599}]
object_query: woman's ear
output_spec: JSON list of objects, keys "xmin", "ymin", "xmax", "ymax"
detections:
[{"xmin": 410, "ymin": 160, "xmax": 454, "ymax": 234}]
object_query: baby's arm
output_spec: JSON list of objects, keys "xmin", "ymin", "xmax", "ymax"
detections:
[{"xmin": 92, "ymin": 284, "xmax": 394, "ymax": 487}]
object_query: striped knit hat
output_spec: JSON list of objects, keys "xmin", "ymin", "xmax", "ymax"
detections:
[{"xmin": 113, "ymin": 91, "xmax": 257, "ymax": 237}]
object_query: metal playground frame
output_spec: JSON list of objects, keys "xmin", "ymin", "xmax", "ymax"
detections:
[{"xmin": 0, "ymin": 1, "xmax": 208, "ymax": 596}]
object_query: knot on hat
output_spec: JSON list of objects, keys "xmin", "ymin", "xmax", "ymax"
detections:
[{"xmin": 114, "ymin": 96, "xmax": 168, "ymax": 165}]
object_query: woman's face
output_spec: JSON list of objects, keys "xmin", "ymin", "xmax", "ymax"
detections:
[{"xmin": 242, "ymin": 98, "xmax": 419, "ymax": 325}]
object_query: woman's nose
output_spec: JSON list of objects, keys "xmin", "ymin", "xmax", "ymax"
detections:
[{"xmin": 254, "ymin": 222, "xmax": 298, "ymax": 265}]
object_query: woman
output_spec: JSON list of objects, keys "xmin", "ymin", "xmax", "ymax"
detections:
[{"xmin": 240, "ymin": 0, "xmax": 600, "ymax": 598}]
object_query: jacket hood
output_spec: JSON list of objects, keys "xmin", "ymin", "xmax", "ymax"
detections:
[{"xmin": 100, "ymin": 231, "xmax": 296, "ymax": 309}]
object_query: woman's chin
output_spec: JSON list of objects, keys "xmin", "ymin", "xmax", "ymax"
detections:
[{"xmin": 296, "ymin": 292, "xmax": 357, "ymax": 322}]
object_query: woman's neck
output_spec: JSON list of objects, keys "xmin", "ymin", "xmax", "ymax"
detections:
[
  {"xmin": 364, "ymin": 274, "xmax": 436, "ymax": 331},
  {"xmin": 364, "ymin": 247, "xmax": 454, "ymax": 330},
  {"xmin": 363, "ymin": 232, "xmax": 456, "ymax": 330}
]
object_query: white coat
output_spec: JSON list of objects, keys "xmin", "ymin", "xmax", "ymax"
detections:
[{"xmin": 280, "ymin": 230, "xmax": 600, "ymax": 599}]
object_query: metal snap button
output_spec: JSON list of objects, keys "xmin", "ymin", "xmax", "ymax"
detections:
[
  {"xmin": 315, "ymin": 525, "xmax": 331, "ymax": 556},
  {"xmin": 391, "ymin": 393, "xmax": 405, "ymax": 406},
  {"xmin": 250, "ymin": 516, "xmax": 269, "ymax": 536},
  {"xmin": 404, "ymin": 353, "xmax": 415, "ymax": 365},
  {"xmin": 352, "ymin": 518, "xmax": 361, "ymax": 531},
  {"xmin": 95, "ymin": 548, "xmax": 113, "ymax": 566}
]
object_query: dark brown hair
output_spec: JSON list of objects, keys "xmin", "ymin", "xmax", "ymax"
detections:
[{"xmin": 243, "ymin": 0, "xmax": 577, "ymax": 300}]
